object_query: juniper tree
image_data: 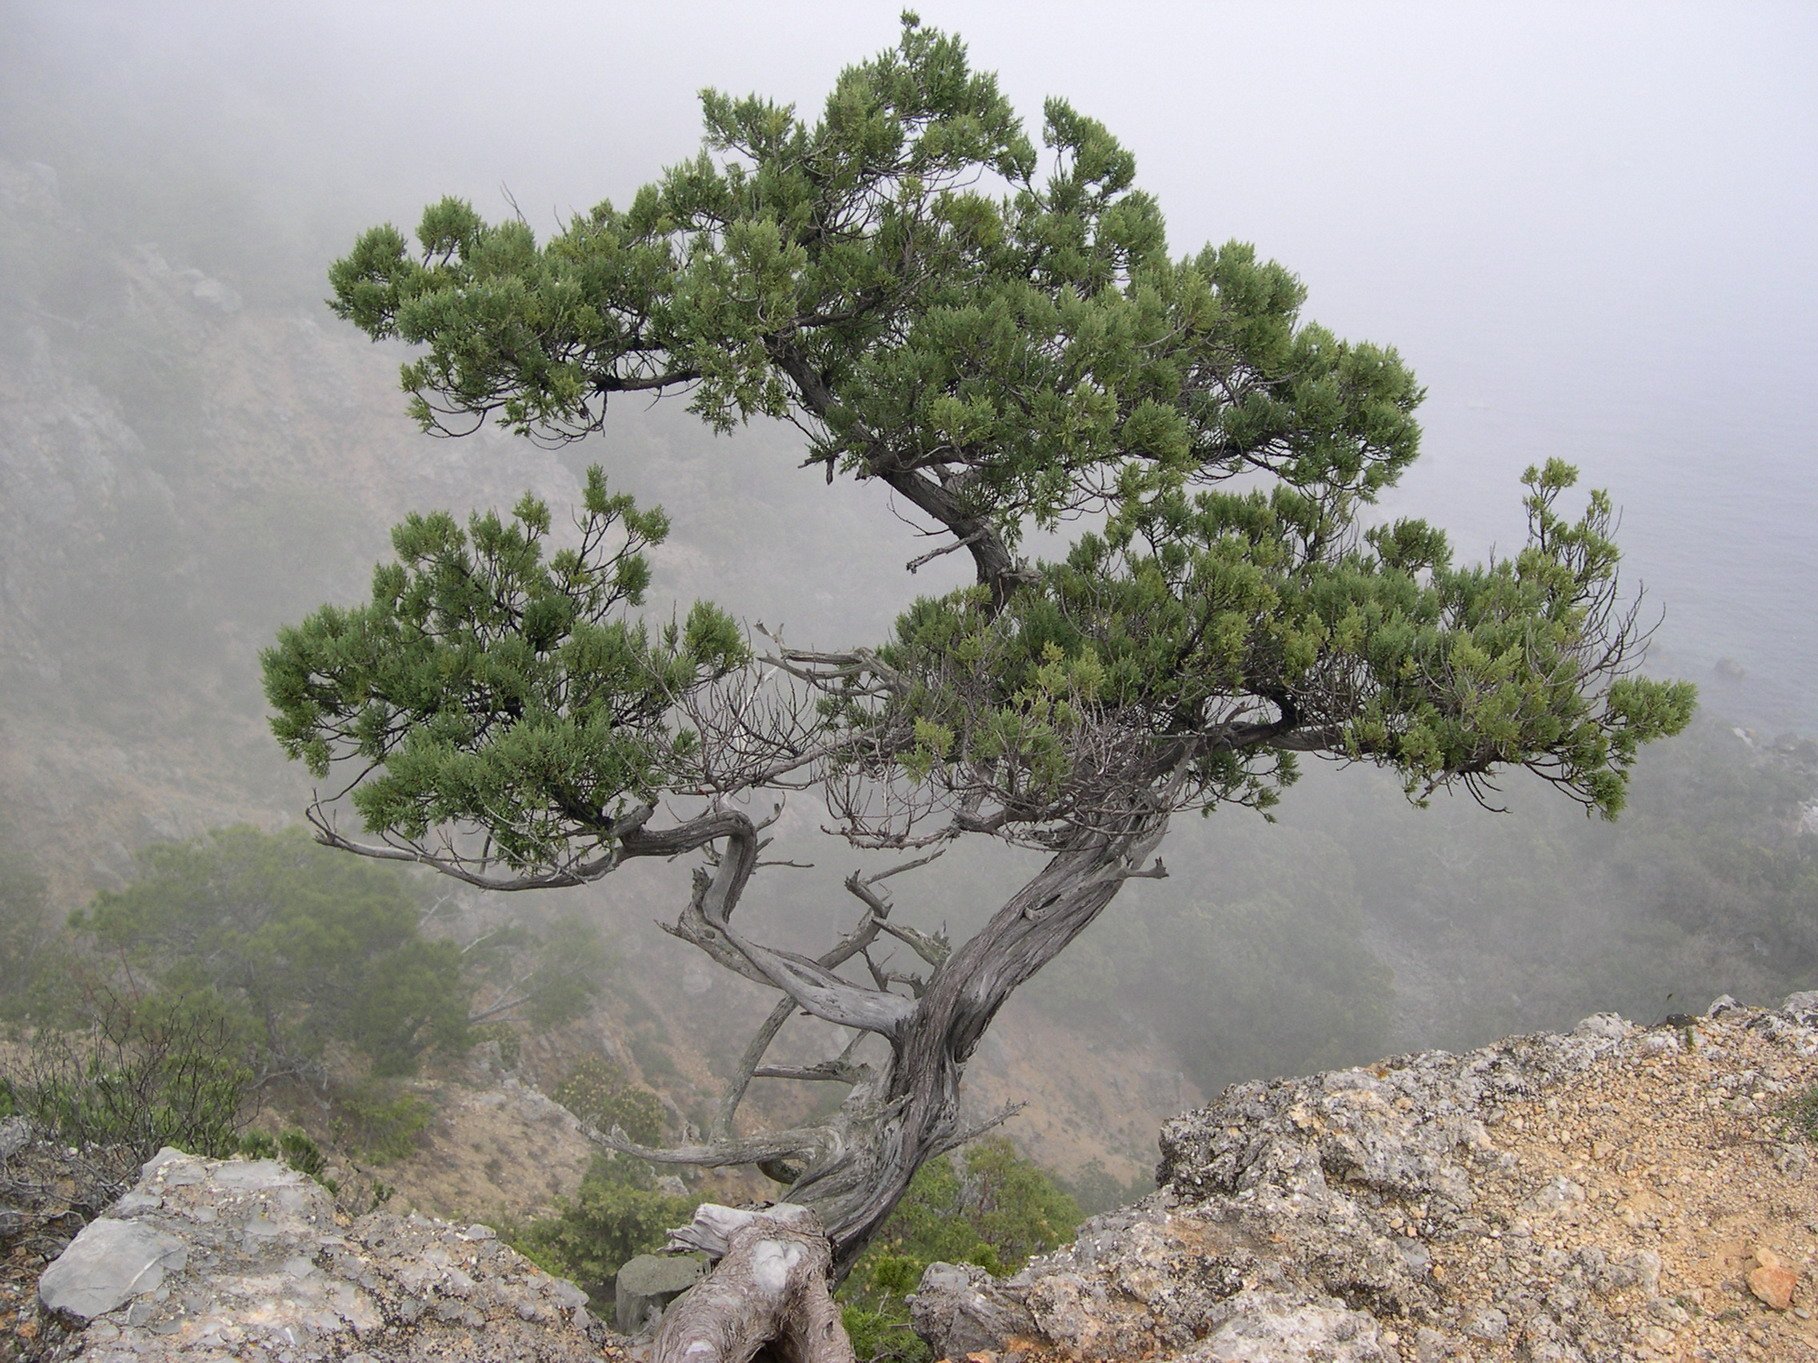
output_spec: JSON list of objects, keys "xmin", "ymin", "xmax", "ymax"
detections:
[{"xmin": 264, "ymin": 17, "xmax": 1693, "ymax": 1357}]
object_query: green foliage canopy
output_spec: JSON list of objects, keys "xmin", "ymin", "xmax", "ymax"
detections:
[
  {"xmin": 264, "ymin": 468, "xmax": 747, "ymax": 876},
  {"xmin": 0, "ymin": 843, "xmax": 73, "ymax": 1023},
  {"xmin": 277, "ymin": 16, "xmax": 1691, "ymax": 879}
]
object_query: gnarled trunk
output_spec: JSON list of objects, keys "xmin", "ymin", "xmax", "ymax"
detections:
[
  {"xmin": 808, "ymin": 811, "xmax": 1170, "ymax": 1275},
  {"xmin": 652, "ymin": 1205, "xmax": 854, "ymax": 1363},
  {"xmin": 604, "ymin": 807, "xmax": 1172, "ymax": 1354}
]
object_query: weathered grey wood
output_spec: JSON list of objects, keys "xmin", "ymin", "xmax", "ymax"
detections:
[
  {"xmin": 608, "ymin": 802, "xmax": 1175, "ymax": 1283},
  {"xmin": 806, "ymin": 809, "xmax": 1173, "ymax": 1277},
  {"xmin": 650, "ymin": 1208, "xmax": 854, "ymax": 1363},
  {"xmin": 663, "ymin": 1203, "xmax": 819, "ymax": 1259}
]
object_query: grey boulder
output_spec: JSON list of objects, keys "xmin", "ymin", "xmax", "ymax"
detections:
[
  {"xmin": 614, "ymin": 1251, "xmax": 707, "ymax": 1335},
  {"xmin": 34, "ymin": 1146, "xmax": 616, "ymax": 1361},
  {"xmin": 38, "ymin": 1218, "xmax": 187, "ymax": 1319}
]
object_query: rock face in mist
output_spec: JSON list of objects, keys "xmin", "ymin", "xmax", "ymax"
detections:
[
  {"xmin": 32, "ymin": 1149, "xmax": 621, "ymax": 1362},
  {"xmin": 0, "ymin": 151, "xmax": 580, "ymax": 899},
  {"xmin": 914, "ymin": 995, "xmax": 1818, "ymax": 1363}
]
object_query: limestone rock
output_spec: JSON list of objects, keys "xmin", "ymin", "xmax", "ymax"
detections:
[
  {"xmin": 35, "ymin": 1148, "xmax": 623, "ymax": 1361},
  {"xmin": 916, "ymin": 995, "xmax": 1818, "ymax": 1363},
  {"xmin": 909, "ymin": 1261, "xmax": 1035, "ymax": 1359},
  {"xmin": 1747, "ymin": 1263, "xmax": 1796, "ymax": 1310},
  {"xmin": 37, "ymin": 1219, "xmax": 187, "ymax": 1320},
  {"xmin": 614, "ymin": 1251, "xmax": 706, "ymax": 1335},
  {"xmin": 1182, "ymin": 1291, "xmax": 1394, "ymax": 1361},
  {"xmin": 1782, "ymin": 989, "xmax": 1818, "ymax": 1019},
  {"xmin": 1747, "ymin": 1247, "xmax": 1798, "ymax": 1311},
  {"xmin": 0, "ymin": 1116, "xmax": 34, "ymax": 1161}
]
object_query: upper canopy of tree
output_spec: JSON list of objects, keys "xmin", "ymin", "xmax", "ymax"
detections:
[{"xmin": 272, "ymin": 13, "xmax": 1692, "ymax": 885}]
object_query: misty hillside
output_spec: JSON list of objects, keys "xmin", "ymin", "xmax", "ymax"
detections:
[
  {"xmin": 4, "ymin": 133, "xmax": 1817, "ymax": 1199},
  {"xmin": 4, "ymin": 13, "xmax": 1816, "ymax": 1362},
  {"xmin": 0, "ymin": 148, "xmax": 1190, "ymax": 1186},
  {"xmin": 0, "ymin": 8, "xmax": 1810, "ymax": 1250},
  {"xmin": 0, "ymin": 158, "xmax": 552, "ymax": 886}
]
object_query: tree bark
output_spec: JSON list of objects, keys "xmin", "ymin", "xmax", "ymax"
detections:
[
  {"xmin": 606, "ymin": 797, "xmax": 1171, "ymax": 1358},
  {"xmin": 785, "ymin": 810, "xmax": 1173, "ymax": 1278},
  {"xmin": 651, "ymin": 1206, "xmax": 854, "ymax": 1363}
]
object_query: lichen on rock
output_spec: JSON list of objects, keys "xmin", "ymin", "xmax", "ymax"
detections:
[{"xmin": 32, "ymin": 1148, "xmax": 626, "ymax": 1362}]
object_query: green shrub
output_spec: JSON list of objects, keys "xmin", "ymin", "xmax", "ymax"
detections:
[
  {"xmin": 553, "ymin": 1057, "xmax": 665, "ymax": 1145},
  {"xmin": 505, "ymin": 1155, "xmax": 694, "ymax": 1306},
  {"xmin": 279, "ymin": 1127, "xmax": 329, "ymax": 1178},
  {"xmin": 73, "ymin": 826, "xmax": 471, "ymax": 1078},
  {"xmin": 505, "ymin": 1060, "xmax": 685, "ymax": 1307},
  {"xmin": 0, "ymin": 848, "xmax": 83, "ymax": 1026},
  {"xmin": 331, "ymin": 1081, "xmax": 433, "ymax": 1163},
  {"xmin": 841, "ymin": 1251, "xmax": 933, "ymax": 1363},
  {"xmin": 7, "ymin": 985, "xmax": 256, "ymax": 1158},
  {"xmin": 840, "ymin": 1138, "xmax": 1082, "ymax": 1362},
  {"xmin": 1063, "ymin": 1158, "xmax": 1153, "ymax": 1216},
  {"xmin": 1777, "ymin": 1084, "xmax": 1818, "ymax": 1143}
]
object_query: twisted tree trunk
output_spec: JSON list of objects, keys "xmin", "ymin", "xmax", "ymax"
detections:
[
  {"xmin": 804, "ymin": 811, "xmax": 1172, "ymax": 1277},
  {"xmin": 652, "ymin": 1206, "xmax": 854, "ymax": 1363},
  {"xmin": 603, "ymin": 808, "xmax": 1169, "ymax": 1357}
]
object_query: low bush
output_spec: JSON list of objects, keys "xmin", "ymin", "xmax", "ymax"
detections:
[
  {"xmin": 4, "ymin": 984, "xmax": 256, "ymax": 1159},
  {"xmin": 1062, "ymin": 1157, "xmax": 1153, "ymax": 1216},
  {"xmin": 330, "ymin": 1080, "xmax": 433, "ymax": 1163},
  {"xmin": 72, "ymin": 826, "xmax": 472, "ymax": 1078},
  {"xmin": 505, "ymin": 1155, "xmax": 694, "ymax": 1306},
  {"xmin": 1777, "ymin": 1084, "xmax": 1818, "ymax": 1143},
  {"xmin": 552, "ymin": 1057, "xmax": 665, "ymax": 1145},
  {"xmin": 841, "ymin": 1138, "xmax": 1081, "ymax": 1362}
]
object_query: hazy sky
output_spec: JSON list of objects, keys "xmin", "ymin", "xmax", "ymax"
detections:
[
  {"xmin": 8, "ymin": 0, "xmax": 1817, "ymax": 722},
  {"xmin": 17, "ymin": 4, "xmax": 1814, "ymax": 290}
]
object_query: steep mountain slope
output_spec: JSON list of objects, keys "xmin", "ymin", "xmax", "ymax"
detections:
[
  {"xmin": 0, "ymin": 155, "xmax": 578, "ymax": 900},
  {"xmin": 0, "ymin": 151, "xmax": 1185, "ymax": 1189}
]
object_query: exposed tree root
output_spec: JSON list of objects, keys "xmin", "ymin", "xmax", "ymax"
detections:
[{"xmin": 651, "ymin": 1204, "xmax": 854, "ymax": 1363}]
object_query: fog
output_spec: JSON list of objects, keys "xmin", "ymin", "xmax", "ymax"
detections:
[
  {"xmin": 10, "ymin": 1, "xmax": 1813, "ymax": 721},
  {"xmin": 3, "ymin": 2, "xmax": 1816, "ymax": 1172}
]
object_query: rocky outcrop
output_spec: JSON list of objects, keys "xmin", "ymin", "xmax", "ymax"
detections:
[
  {"xmin": 914, "ymin": 994, "xmax": 1818, "ymax": 1363},
  {"xmin": 0, "ymin": 1121, "xmax": 140, "ymax": 1359},
  {"xmin": 30, "ymin": 1148, "xmax": 627, "ymax": 1362}
]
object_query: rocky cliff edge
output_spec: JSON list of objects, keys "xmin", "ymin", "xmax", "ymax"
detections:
[
  {"xmin": 15, "ymin": 996, "xmax": 1818, "ymax": 1363},
  {"xmin": 913, "ymin": 995, "xmax": 1818, "ymax": 1363},
  {"xmin": 14, "ymin": 1145, "xmax": 625, "ymax": 1363}
]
